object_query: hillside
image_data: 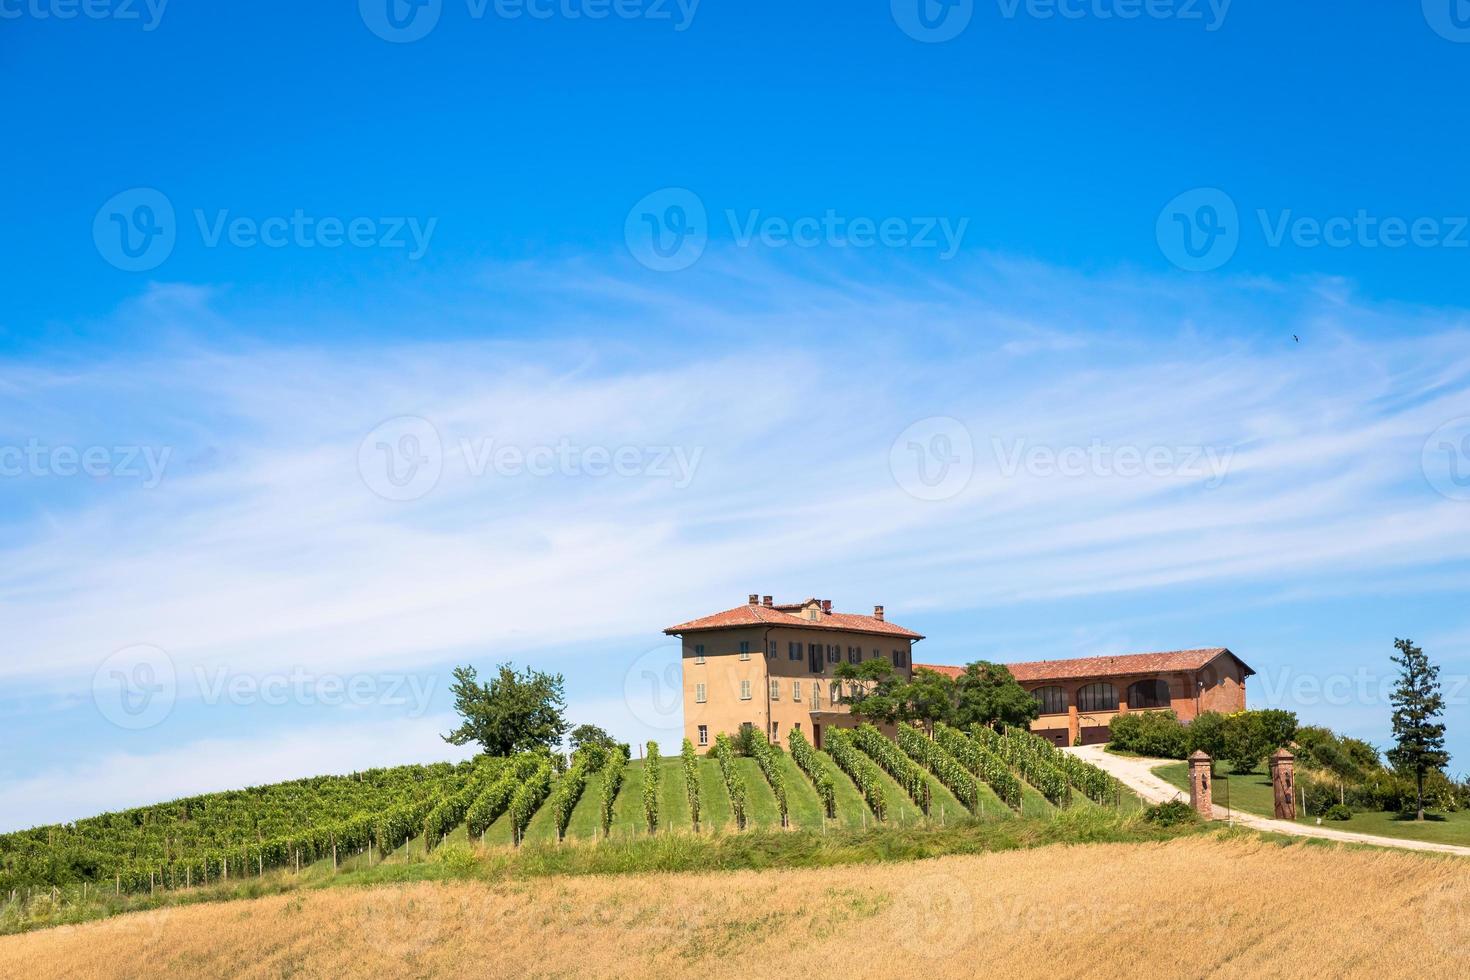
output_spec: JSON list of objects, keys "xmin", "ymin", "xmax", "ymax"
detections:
[
  {"xmin": 2, "ymin": 837, "xmax": 1465, "ymax": 979},
  {"xmin": 1, "ymin": 724, "xmax": 1128, "ymax": 932}
]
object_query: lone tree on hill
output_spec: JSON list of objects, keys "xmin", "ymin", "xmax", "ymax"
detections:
[
  {"xmin": 443, "ymin": 663, "xmax": 568, "ymax": 757},
  {"xmin": 1386, "ymin": 638, "xmax": 1448, "ymax": 821}
]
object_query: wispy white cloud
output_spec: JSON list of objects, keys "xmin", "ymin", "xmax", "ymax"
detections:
[{"xmin": 3, "ymin": 252, "xmax": 1470, "ymax": 810}]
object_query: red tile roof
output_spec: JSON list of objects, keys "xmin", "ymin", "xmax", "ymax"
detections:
[
  {"xmin": 915, "ymin": 648, "xmax": 1251, "ymax": 683},
  {"xmin": 665, "ymin": 600, "xmax": 924, "ymax": 640}
]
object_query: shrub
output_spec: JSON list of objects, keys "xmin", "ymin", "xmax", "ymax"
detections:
[
  {"xmin": 934, "ymin": 723, "xmax": 1022, "ymax": 810},
  {"xmin": 429, "ymin": 841, "xmax": 478, "ymax": 874},
  {"xmin": 1143, "ymin": 800, "xmax": 1197, "ymax": 826},
  {"xmin": 681, "ymin": 738, "xmax": 702, "ymax": 831},
  {"xmin": 1186, "ymin": 711, "xmax": 1228, "ymax": 763},
  {"xmin": 641, "ymin": 742, "xmax": 661, "ymax": 833},
  {"xmin": 1325, "ymin": 803, "xmax": 1353, "ymax": 821},
  {"xmin": 733, "ymin": 725, "xmax": 764, "ymax": 758},
  {"xmin": 787, "ymin": 729, "xmax": 837, "ymax": 818},
  {"xmin": 1108, "ymin": 711, "xmax": 1188, "ymax": 759}
]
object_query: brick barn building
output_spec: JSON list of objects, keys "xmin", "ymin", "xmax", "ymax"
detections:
[{"xmin": 917, "ymin": 648, "xmax": 1254, "ymax": 747}]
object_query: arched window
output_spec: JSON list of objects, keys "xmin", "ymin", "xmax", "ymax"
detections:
[
  {"xmin": 1031, "ymin": 686, "xmax": 1067, "ymax": 715},
  {"xmin": 1076, "ymin": 683, "xmax": 1117, "ymax": 713},
  {"xmin": 1127, "ymin": 679, "xmax": 1171, "ymax": 709}
]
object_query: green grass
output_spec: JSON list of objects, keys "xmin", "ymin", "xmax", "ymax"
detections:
[
  {"xmin": 855, "ymin": 759, "xmax": 923, "ymax": 825},
  {"xmin": 1016, "ymin": 782, "xmax": 1057, "ymax": 819},
  {"xmin": 818, "ymin": 752, "xmax": 871, "ymax": 829},
  {"xmin": 608, "ymin": 760, "xmax": 651, "ymax": 840},
  {"xmin": 656, "ymin": 758, "xmax": 692, "ymax": 831},
  {"xmin": 736, "ymin": 758, "xmax": 783, "ymax": 828},
  {"xmin": 776, "ymin": 753, "xmax": 827, "ymax": 829},
  {"xmin": 563, "ymin": 771, "xmax": 606, "ymax": 840},
  {"xmin": 1153, "ymin": 762, "xmax": 1470, "ymax": 846},
  {"xmin": 695, "ymin": 756, "xmax": 733, "ymax": 830}
]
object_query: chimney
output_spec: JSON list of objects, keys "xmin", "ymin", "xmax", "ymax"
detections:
[
  {"xmin": 762, "ymin": 595, "xmax": 773, "ymax": 607},
  {"xmin": 821, "ymin": 599, "xmax": 832, "ymax": 615},
  {"xmin": 873, "ymin": 605, "xmax": 885, "ymax": 621},
  {"xmin": 748, "ymin": 594, "xmax": 759, "ymax": 605}
]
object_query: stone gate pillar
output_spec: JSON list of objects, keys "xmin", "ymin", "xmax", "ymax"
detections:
[
  {"xmin": 1269, "ymin": 749, "xmax": 1296, "ymax": 820},
  {"xmin": 1188, "ymin": 750, "xmax": 1213, "ymax": 819}
]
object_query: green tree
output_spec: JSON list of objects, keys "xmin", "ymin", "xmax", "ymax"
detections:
[
  {"xmin": 1222, "ymin": 713, "xmax": 1270, "ymax": 773},
  {"xmin": 833, "ymin": 660, "xmax": 906, "ymax": 723},
  {"xmin": 1186, "ymin": 712, "xmax": 1228, "ymax": 773},
  {"xmin": 953, "ymin": 661, "xmax": 1039, "ymax": 731},
  {"xmin": 1386, "ymin": 638, "xmax": 1449, "ymax": 821},
  {"xmin": 442, "ymin": 663, "xmax": 568, "ymax": 757},
  {"xmin": 903, "ymin": 668, "xmax": 958, "ymax": 731},
  {"xmin": 1254, "ymin": 709, "xmax": 1299, "ymax": 752},
  {"xmin": 569, "ymin": 723, "xmax": 620, "ymax": 771}
]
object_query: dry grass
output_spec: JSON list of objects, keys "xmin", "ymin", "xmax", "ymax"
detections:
[{"xmin": 2, "ymin": 836, "xmax": 1467, "ymax": 979}]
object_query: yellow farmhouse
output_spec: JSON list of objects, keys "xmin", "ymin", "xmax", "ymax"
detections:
[{"xmin": 666, "ymin": 595, "xmax": 1252, "ymax": 752}]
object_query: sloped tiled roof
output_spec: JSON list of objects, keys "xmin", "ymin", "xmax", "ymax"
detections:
[
  {"xmin": 665, "ymin": 600, "xmax": 924, "ymax": 640},
  {"xmin": 915, "ymin": 648, "xmax": 1251, "ymax": 683}
]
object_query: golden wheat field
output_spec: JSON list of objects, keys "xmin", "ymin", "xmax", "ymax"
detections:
[{"xmin": 2, "ymin": 837, "xmax": 1467, "ymax": 979}]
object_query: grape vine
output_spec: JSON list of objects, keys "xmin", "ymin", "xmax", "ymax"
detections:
[
  {"xmin": 681, "ymin": 738, "xmax": 702, "ymax": 831},
  {"xmin": 711, "ymin": 733, "xmax": 748, "ymax": 830},
  {"xmin": 787, "ymin": 729, "xmax": 836, "ymax": 819}
]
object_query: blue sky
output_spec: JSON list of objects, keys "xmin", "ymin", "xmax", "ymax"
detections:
[{"xmin": 3, "ymin": 2, "xmax": 1470, "ymax": 829}]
